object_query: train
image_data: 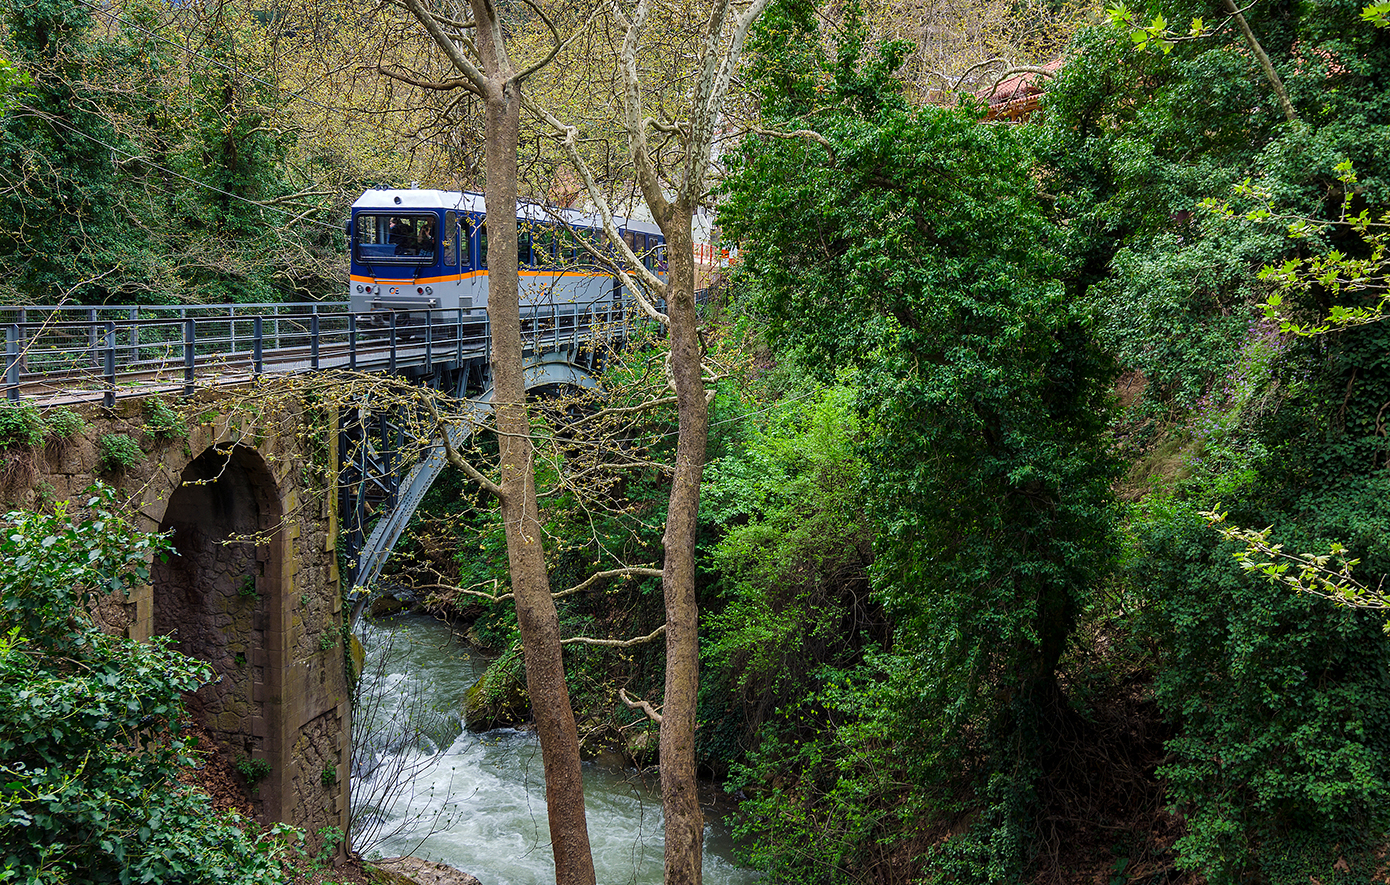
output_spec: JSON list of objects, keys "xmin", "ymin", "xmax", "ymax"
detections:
[{"xmin": 346, "ymin": 187, "xmax": 668, "ymax": 327}]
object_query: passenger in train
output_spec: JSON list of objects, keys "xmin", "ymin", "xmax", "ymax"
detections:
[
  {"xmin": 389, "ymin": 218, "xmax": 410, "ymax": 253},
  {"xmin": 416, "ymin": 220, "xmax": 436, "ymax": 256}
]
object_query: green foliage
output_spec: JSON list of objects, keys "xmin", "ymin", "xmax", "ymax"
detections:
[
  {"xmin": 1205, "ymin": 509, "xmax": 1390, "ymax": 632},
  {"xmin": 1036, "ymin": 0, "xmax": 1390, "ymax": 417},
  {"xmin": 720, "ymin": 2, "xmax": 1120, "ymax": 878},
  {"xmin": 43, "ymin": 407, "xmax": 85, "ymax": 441},
  {"xmin": 1130, "ymin": 497, "xmax": 1390, "ymax": 884},
  {"xmin": 728, "ymin": 671, "xmax": 920, "ymax": 884},
  {"xmin": 0, "ymin": 405, "xmax": 86, "ymax": 451},
  {"xmin": 144, "ymin": 397, "xmax": 187, "ymax": 440},
  {"xmin": 0, "ymin": 487, "xmax": 294, "ymax": 883},
  {"xmin": 235, "ymin": 756, "xmax": 272, "ymax": 787},
  {"xmin": 1035, "ymin": 6, "xmax": 1390, "ymax": 880},
  {"xmin": 700, "ymin": 379, "xmax": 882, "ymax": 762},
  {"xmin": 96, "ymin": 432, "xmax": 142, "ymax": 473},
  {"xmin": 0, "ymin": 53, "xmax": 29, "ymax": 116},
  {"xmin": 0, "ymin": 0, "xmax": 340, "ymax": 303},
  {"xmin": 0, "ymin": 404, "xmax": 45, "ymax": 448}
]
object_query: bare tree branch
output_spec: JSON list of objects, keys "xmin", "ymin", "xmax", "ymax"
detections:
[
  {"xmin": 402, "ymin": 0, "xmax": 487, "ymax": 93},
  {"xmin": 747, "ymin": 125, "xmax": 835, "ymax": 158},
  {"xmin": 618, "ymin": 687, "xmax": 663, "ymax": 724},
  {"xmin": 425, "ymin": 396, "xmax": 503, "ymax": 498},
  {"xmin": 554, "ymin": 567, "xmax": 663, "ymax": 601},
  {"xmin": 376, "ymin": 63, "xmax": 478, "ymax": 93},
  {"xmin": 563, "ymin": 624, "xmax": 667, "ymax": 648}
]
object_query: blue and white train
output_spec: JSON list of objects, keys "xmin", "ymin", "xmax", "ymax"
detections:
[{"xmin": 347, "ymin": 188, "xmax": 667, "ymax": 325}]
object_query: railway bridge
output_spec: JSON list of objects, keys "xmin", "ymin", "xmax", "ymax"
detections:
[{"xmin": 0, "ymin": 299, "xmax": 636, "ymax": 843}]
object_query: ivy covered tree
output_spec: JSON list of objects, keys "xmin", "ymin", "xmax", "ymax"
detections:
[
  {"xmin": 0, "ymin": 0, "xmax": 340, "ymax": 304},
  {"xmin": 719, "ymin": 2, "xmax": 1120, "ymax": 879},
  {"xmin": 0, "ymin": 0, "xmax": 158, "ymax": 301}
]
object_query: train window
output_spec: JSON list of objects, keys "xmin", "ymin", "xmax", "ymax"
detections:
[
  {"xmin": 478, "ymin": 224, "xmax": 487, "ymax": 269},
  {"xmin": 560, "ymin": 229, "xmax": 580, "ymax": 266},
  {"xmin": 518, "ymin": 228, "xmax": 533, "ymax": 268},
  {"xmin": 354, "ymin": 213, "xmax": 437, "ymax": 265},
  {"xmin": 443, "ymin": 211, "xmax": 458, "ymax": 267},
  {"xmin": 655, "ymin": 242, "xmax": 667, "ymax": 272},
  {"xmin": 534, "ymin": 225, "xmax": 559, "ymax": 268},
  {"xmin": 580, "ymin": 229, "xmax": 602, "ymax": 267},
  {"xmin": 460, "ymin": 218, "xmax": 473, "ymax": 268}
]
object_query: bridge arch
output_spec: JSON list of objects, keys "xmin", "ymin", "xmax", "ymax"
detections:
[
  {"xmin": 151, "ymin": 443, "xmax": 287, "ymax": 819},
  {"xmin": 348, "ymin": 349, "xmax": 606, "ymax": 598},
  {"xmin": 520, "ymin": 350, "xmax": 603, "ymax": 393}
]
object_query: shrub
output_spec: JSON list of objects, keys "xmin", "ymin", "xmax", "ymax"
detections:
[
  {"xmin": 97, "ymin": 432, "xmax": 143, "ymax": 473},
  {"xmin": 145, "ymin": 397, "xmax": 187, "ymax": 440},
  {"xmin": 236, "ymin": 756, "xmax": 273, "ymax": 787},
  {"xmin": 43, "ymin": 406, "xmax": 86, "ymax": 441},
  {"xmin": 0, "ymin": 486, "xmax": 296, "ymax": 883},
  {"xmin": 0, "ymin": 402, "xmax": 45, "ymax": 448}
]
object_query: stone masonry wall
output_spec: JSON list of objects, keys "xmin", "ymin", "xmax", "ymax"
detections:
[{"xmin": 0, "ymin": 388, "xmax": 350, "ymax": 849}]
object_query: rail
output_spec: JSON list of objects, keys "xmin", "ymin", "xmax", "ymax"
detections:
[{"xmin": 0, "ymin": 299, "xmax": 649, "ymax": 405}]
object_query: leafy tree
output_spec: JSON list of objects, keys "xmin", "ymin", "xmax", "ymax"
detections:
[
  {"xmin": 1129, "ymin": 497, "xmax": 1390, "ymax": 884},
  {"xmin": 0, "ymin": 0, "xmax": 340, "ymax": 304},
  {"xmin": 720, "ymin": 2, "xmax": 1120, "ymax": 878},
  {"xmin": 0, "ymin": 0, "xmax": 159, "ymax": 301},
  {"xmin": 0, "ymin": 488, "xmax": 293, "ymax": 883},
  {"xmin": 700, "ymin": 379, "xmax": 881, "ymax": 752},
  {"xmin": 1036, "ymin": 2, "xmax": 1390, "ymax": 879}
]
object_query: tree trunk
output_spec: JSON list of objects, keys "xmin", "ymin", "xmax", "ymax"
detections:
[
  {"xmin": 656, "ymin": 205, "xmax": 708, "ymax": 885},
  {"xmin": 479, "ymin": 72, "xmax": 597, "ymax": 885}
]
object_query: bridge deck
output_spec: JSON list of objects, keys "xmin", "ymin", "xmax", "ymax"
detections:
[
  {"xmin": 2, "ymin": 298, "xmax": 656, "ymax": 602},
  {"xmin": 1, "ymin": 300, "xmax": 636, "ymax": 405}
]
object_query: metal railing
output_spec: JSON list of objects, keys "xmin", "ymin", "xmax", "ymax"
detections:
[{"xmin": 1, "ymin": 299, "xmax": 646, "ymax": 406}]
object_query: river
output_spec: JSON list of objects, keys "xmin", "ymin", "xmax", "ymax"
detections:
[{"xmin": 351, "ymin": 611, "xmax": 762, "ymax": 885}]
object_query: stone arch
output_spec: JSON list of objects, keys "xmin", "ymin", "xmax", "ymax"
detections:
[{"xmin": 151, "ymin": 443, "xmax": 287, "ymax": 820}]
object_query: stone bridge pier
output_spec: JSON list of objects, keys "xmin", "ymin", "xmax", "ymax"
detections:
[{"xmin": 7, "ymin": 393, "xmax": 349, "ymax": 845}]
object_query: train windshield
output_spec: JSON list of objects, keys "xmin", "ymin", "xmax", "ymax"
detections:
[{"xmin": 354, "ymin": 213, "xmax": 438, "ymax": 265}]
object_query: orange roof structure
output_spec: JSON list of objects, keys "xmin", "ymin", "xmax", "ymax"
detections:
[{"xmin": 976, "ymin": 59, "xmax": 1063, "ymax": 122}]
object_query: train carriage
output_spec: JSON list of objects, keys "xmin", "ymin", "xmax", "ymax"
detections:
[{"xmin": 347, "ymin": 187, "xmax": 667, "ymax": 331}]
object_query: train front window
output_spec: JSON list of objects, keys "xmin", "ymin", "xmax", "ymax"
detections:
[{"xmin": 354, "ymin": 213, "xmax": 437, "ymax": 265}]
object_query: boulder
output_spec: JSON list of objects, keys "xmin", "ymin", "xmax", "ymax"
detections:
[
  {"xmin": 625, "ymin": 727, "xmax": 659, "ymax": 766},
  {"xmin": 369, "ymin": 593, "xmax": 409, "ymax": 618},
  {"xmin": 369, "ymin": 856, "xmax": 482, "ymax": 885},
  {"xmin": 461, "ymin": 656, "xmax": 529, "ymax": 731}
]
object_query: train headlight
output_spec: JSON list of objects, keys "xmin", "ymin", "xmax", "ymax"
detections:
[{"xmin": 425, "ymin": 286, "xmax": 433, "ymax": 295}]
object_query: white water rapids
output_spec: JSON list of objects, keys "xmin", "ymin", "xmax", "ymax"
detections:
[{"xmin": 351, "ymin": 612, "xmax": 762, "ymax": 885}]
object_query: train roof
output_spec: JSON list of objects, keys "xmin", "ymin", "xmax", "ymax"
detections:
[{"xmin": 351, "ymin": 188, "xmax": 661, "ymax": 236}]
